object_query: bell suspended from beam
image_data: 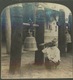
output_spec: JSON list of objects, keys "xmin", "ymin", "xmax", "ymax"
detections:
[{"xmin": 24, "ymin": 29, "xmax": 38, "ymax": 51}]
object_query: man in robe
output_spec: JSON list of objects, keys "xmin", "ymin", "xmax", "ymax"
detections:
[{"xmin": 42, "ymin": 41, "xmax": 61, "ymax": 69}]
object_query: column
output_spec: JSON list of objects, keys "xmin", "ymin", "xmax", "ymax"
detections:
[{"xmin": 5, "ymin": 6, "xmax": 11, "ymax": 54}]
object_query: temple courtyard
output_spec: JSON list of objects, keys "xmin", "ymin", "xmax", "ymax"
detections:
[{"xmin": 1, "ymin": 45, "xmax": 73, "ymax": 79}]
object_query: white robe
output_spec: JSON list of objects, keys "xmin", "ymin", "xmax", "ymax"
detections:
[{"xmin": 42, "ymin": 46, "xmax": 61, "ymax": 63}]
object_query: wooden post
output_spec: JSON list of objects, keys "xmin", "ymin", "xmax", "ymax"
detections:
[
  {"xmin": 68, "ymin": 13, "xmax": 73, "ymax": 53},
  {"xmin": 35, "ymin": 7, "xmax": 45, "ymax": 65},
  {"xmin": 33, "ymin": 3, "xmax": 36, "ymax": 37},
  {"xmin": 5, "ymin": 6, "xmax": 11, "ymax": 54},
  {"xmin": 58, "ymin": 9, "xmax": 66, "ymax": 56},
  {"xmin": 71, "ymin": 15, "xmax": 73, "ymax": 55},
  {"xmin": 35, "ymin": 22, "xmax": 44, "ymax": 65},
  {"xmin": 22, "ymin": 4, "xmax": 30, "ymax": 42},
  {"xmin": 9, "ymin": 5, "xmax": 23, "ymax": 74}
]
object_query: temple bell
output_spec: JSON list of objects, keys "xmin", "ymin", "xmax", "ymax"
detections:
[{"xmin": 23, "ymin": 29, "xmax": 38, "ymax": 51}]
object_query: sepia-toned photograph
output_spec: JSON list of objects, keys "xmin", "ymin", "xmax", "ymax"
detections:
[{"xmin": 1, "ymin": 2, "xmax": 73, "ymax": 79}]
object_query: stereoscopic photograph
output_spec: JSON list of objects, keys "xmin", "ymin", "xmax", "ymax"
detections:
[{"xmin": 1, "ymin": 2, "xmax": 73, "ymax": 79}]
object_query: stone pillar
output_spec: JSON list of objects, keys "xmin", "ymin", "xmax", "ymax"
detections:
[{"xmin": 5, "ymin": 6, "xmax": 11, "ymax": 54}]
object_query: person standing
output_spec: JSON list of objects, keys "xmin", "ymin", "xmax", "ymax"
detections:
[{"xmin": 65, "ymin": 30, "xmax": 72, "ymax": 53}]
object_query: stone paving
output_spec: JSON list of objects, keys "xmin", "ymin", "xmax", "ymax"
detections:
[{"xmin": 1, "ymin": 45, "xmax": 73, "ymax": 79}]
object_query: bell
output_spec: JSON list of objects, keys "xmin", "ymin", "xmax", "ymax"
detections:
[{"xmin": 24, "ymin": 31, "xmax": 38, "ymax": 51}]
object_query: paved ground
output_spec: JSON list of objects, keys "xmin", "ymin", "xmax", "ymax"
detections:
[{"xmin": 1, "ymin": 45, "xmax": 73, "ymax": 79}]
